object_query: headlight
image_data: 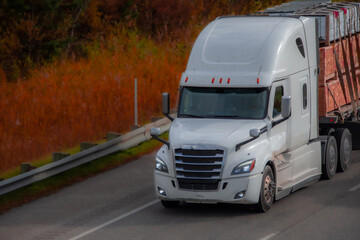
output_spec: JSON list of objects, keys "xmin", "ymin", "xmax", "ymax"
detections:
[
  {"xmin": 231, "ymin": 159, "xmax": 256, "ymax": 175},
  {"xmin": 155, "ymin": 156, "xmax": 168, "ymax": 173}
]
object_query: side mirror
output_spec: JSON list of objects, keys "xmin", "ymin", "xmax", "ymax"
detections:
[
  {"xmin": 150, "ymin": 127, "xmax": 169, "ymax": 148},
  {"xmin": 162, "ymin": 93, "xmax": 174, "ymax": 121},
  {"xmin": 150, "ymin": 128, "xmax": 160, "ymax": 137},
  {"xmin": 281, "ymin": 96, "xmax": 291, "ymax": 119},
  {"xmin": 249, "ymin": 128, "xmax": 260, "ymax": 138}
]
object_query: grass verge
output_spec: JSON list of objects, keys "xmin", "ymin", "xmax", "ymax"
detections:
[{"xmin": 0, "ymin": 133, "xmax": 167, "ymax": 214}]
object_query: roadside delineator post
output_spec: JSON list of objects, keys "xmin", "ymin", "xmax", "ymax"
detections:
[
  {"xmin": 131, "ymin": 78, "xmax": 140, "ymax": 131},
  {"xmin": 106, "ymin": 132, "xmax": 121, "ymax": 141},
  {"xmin": 52, "ymin": 152, "xmax": 70, "ymax": 162},
  {"xmin": 135, "ymin": 78, "xmax": 138, "ymax": 127},
  {"xmin": 20, "ymin": 163, "xmax": 34, "ymax": 173},
  {"xmin": 80, "ymin": 142, "xmax": 98, "ymax": 151}
]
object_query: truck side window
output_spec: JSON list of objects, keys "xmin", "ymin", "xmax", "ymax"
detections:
[
  {"xmin": 296, "ymin": 38, "xmax": 305, "ymax": 58},
  {"xmin": 273, "ymin": 86, "xmax": 283, "ymax": 118},
  {"xmin": 303, "ymin": 83, "xmax": 307, "ymax": 109}
]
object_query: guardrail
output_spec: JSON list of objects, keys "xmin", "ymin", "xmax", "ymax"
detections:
[{"xmin": 0, "ymin": 117, "xmax": 172, "ymax": 196}]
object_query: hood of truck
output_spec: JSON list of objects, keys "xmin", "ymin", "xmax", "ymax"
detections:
[{"xmin": 169, "ymin": 118, "xmax": 266, "ymax": 151}]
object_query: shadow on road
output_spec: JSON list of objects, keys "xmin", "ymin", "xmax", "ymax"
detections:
[{"xmin": 160, "ymin": 202, "xmax": 260, "ymax": 217}]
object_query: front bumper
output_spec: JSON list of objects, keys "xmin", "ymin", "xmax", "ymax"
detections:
[{"xmin": 154, "ymin": 172, "xmax": 262, "ymax": 204}]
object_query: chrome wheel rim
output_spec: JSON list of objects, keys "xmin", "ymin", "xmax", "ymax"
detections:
[{"xmin": 264, "ymin": 175, "xmax": 274, "ymax": 203}]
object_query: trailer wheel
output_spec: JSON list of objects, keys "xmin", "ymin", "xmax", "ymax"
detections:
[
  {"xmin": 161, "ymin": 200, "xmax": 180, "ymax": 208},
  {"xmin": 334, "ymin": 128, "xmax": 351, "ymax": 172},
  {"xmin": 322, "ymin": 136, "xmax": 338, "ymax": 179},
  {"xmin": 256, "ymin": 165, "xmax": 275, "ymax": 213}
]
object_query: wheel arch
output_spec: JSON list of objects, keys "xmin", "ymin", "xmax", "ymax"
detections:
[
  {"xmin": 256, "ymin": 160, "xmax": 276, "ymax": 212},
  {"xmin": 264, "ymin": 160, "xmax": 276, "ymax": 185}
]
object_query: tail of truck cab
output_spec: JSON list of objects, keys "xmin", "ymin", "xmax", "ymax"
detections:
[{"xmin": 151, "ymin": 15, "xmax": 355, "ymax": 212}]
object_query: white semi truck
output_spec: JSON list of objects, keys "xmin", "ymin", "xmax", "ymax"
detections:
[{"xmin": 151, "ymin": 4, "xmax": 360, "ymax": 212}]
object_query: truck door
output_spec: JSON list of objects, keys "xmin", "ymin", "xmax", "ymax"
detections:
[
  {"xmin": 292, "ymin": 73, "xmax": 313, "ymax": 182},
  {"xmin": 268, "ymin": 79, "xmax": 288, "ymax": 156}
]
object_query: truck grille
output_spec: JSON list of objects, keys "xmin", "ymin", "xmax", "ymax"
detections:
[{"xmin": 174, "ymin": 148, "xmax": 224, "ymax": 191}]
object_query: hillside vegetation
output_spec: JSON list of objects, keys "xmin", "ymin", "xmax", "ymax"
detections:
[{"xmin": 0, "ymin": 0, "xmax": 288, "ymax": 172}]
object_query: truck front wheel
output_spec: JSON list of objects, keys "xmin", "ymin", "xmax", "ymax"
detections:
[{"xmin": 256, "ymin": 165, "xmax": 275, "ymax": 213}]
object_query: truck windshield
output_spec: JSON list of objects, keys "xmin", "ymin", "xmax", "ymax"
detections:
[{"xmin": 178, "ymin": 87, "xmax": 268, "ymax": 119}]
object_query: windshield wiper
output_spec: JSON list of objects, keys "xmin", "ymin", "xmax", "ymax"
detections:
[
  {"xmin": 178, "ymin": 114, "xmax": 204, "ymax": 118},
  {"xmin": 179, "ymin": 114, "xmax": 244, "ymax": 119},
  {"xmin": 204, "ymin": 115, "xmax": 242, "ymax": 119}
]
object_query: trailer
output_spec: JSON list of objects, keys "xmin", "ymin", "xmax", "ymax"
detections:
[{"xmin": 150, "ymin": 1, "xmax": 360, "ymax": 212}]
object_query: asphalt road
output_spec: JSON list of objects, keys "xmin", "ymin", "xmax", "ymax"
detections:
[{"xmin": 0, "ymin": 150, "xmax": 359, "ymax": 240}]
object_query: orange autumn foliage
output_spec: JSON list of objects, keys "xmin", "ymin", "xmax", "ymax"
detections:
[{"xmin": 0, "ymin": 32, "xmax": 185, "ymax": 172}]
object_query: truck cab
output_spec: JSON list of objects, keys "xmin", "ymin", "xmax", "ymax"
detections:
[{"xmin": 151, "ymin": 16, "xmax": 343, "ymax": 212}]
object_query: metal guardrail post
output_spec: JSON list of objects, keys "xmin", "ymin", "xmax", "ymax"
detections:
[{"xmin": 135, "ymin": 78, "xmax": 138, "ymax": 127}]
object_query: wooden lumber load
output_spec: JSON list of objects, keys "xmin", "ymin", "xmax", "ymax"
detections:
[
  {"xmin": 263, "ymin": 1, "xmax": 360, "ymax": 120},
  {"xmin": 318, "ymin": 35, "xmax": 360, "ymax": 118}
]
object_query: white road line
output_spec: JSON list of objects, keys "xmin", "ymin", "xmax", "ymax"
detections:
[
  {"xmin": 259, "ymin": 232, "xmax": 279, "ymax": 240},
  {"xmin": 68, "ymin": 199, "xmax": 159, "ymax": 240},
  {"xmin": 349, "ymin": 183, "xmax": 360, "ymax": 192}
]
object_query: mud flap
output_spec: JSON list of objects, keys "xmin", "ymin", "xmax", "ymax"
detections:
[
  {"xmin": 319, "ymin": 122, "xmax": 360, "ymax": 150},
  {"xmin": 342, "ymin": 122, "xmax": 360, "ymax": 150}
]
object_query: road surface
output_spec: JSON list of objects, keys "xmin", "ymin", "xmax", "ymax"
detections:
[{"xmin": 0, "ymin": 150, "xmax": 359, "ymax": 240}]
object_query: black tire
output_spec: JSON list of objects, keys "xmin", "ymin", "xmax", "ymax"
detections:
[
  {"xmin": 334, "ymin": 128, "xmax": 351, "ymax": 172},
  {"xmin": 256, "ymin": 165, "xmax": 275, "ymax": 213},
  {"xmin": 161, "ymin": 200, "xmax": 180, "ymax": 208},
  {"xmin": 322, "ymin": 136, "xmax": 338, "ymax": 179}
]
